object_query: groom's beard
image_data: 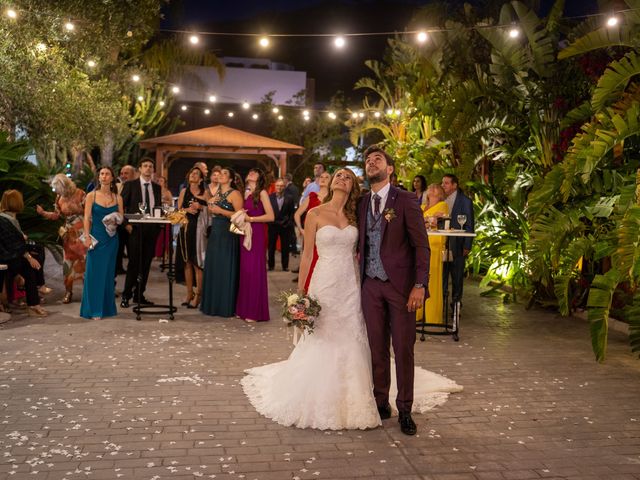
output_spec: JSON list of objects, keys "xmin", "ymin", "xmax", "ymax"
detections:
[{"xmin": 367, "ymin": 172, "xmax": 388, "ymax": 184}]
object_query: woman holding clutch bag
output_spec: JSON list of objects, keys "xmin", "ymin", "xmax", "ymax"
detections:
[
  {"xmin": 80, "ymin": 167, "xmax": 123, "ymax": 320},
  {"xmin": 201, "ymin": 167, "xmax": 243, "ymax": 318}
]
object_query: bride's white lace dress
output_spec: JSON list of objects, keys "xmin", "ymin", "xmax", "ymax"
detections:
[{"xmin": 241, "ymin": 225, "xmax": 462, "ymax": 430}]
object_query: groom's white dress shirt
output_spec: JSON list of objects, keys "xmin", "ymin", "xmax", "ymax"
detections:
[{"xmin": 370, "ymin": 183, "xmax": 391, "ymax": 216}]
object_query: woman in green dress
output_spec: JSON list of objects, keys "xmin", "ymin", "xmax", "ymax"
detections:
[{"xmin": 200, "ymin": 167, "xmax": 244, "ymax": 317}]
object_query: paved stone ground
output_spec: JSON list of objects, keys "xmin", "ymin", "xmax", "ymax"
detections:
[{"xmin": 1, "ymin": 254, "xmax": 640, "ymax": 480}]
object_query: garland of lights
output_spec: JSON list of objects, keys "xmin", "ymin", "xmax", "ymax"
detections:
[{"xmin": 1, "ymin": 4, "xmax": 634, "ymax": 122}]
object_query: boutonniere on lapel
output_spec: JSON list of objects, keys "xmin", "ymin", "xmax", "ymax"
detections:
[{"xmin": 383, "ymin": 208, "xmax": 396, "ymax": 223}]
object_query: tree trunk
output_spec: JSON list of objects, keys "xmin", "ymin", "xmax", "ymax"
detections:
[{"xmin": 102, "ymin": 131, "xmax": 114, "ymax": 167}]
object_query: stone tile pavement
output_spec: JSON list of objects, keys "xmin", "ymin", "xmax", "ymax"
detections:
[{"xmin": 1, "ymin": 255, "xmax": 640, "ymax": 479}]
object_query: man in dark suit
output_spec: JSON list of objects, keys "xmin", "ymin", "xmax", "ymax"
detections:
[
  {"xmin": 268, "ymin": 178, "xmax": 296, "ymax": 271},
  {"xmin": 357, "ymin": 145, "xmax": 430, "ymax": 436},
  {"xmin": 442, "ymin": 174, "xmax": 475, "ymax": 304},
  {"xmin": 120, "ymin": 158, "xmax": 162, "ymax": 308}
]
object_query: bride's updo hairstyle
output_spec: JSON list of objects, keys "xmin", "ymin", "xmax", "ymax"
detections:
[{"xmin": 324, "ymin": 168, "xmax": 361, "ymax": 226}]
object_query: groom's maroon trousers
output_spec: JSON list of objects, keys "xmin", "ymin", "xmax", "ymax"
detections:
[{"xmin": 358, "ymin": 186, "xmax": 430, "ymax": 413}]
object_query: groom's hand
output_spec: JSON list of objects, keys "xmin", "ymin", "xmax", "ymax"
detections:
[{"xmin": 406, "ymin": 287, "xmax": 425, "ymax": 312}]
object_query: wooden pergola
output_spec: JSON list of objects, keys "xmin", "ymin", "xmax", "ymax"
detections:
[{"xmin": 139, "ymin": 125, "xmax": 304, "ymax": 178}]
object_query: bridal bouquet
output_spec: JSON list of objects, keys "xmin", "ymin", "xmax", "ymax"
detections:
[{"xmin": 279, "ymin": 290, "xmax": 321, "ymax": 335}]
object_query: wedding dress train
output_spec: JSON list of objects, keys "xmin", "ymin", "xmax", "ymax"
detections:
[{"xmin": 241, "ymin": 225, "xmax": 462, "ymax": 430}]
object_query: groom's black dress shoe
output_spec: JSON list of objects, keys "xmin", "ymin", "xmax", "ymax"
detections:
[
  {"xmin": 377, "ymin": 403, "xmax": 392, "ymax": 420},
  {"xmin": 398, "ymin": 411, "xmax": 417, "ymax": 436},
  {"xmin": 120, "ymin": 298, "xmax": 130, "ymax": 308}
]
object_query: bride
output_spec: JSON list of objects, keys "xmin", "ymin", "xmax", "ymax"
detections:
[{"xmin": 241, "ymin": 169, "xmax": 462, "ymax": 430}]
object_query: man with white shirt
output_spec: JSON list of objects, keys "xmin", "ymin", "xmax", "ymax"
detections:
[
  {"xmin": 300, "ymin": 162, "xmax": 325, "ymax": 202},
  {"xmin": 120, "ymin": 158, "xmax": 162, "ymax": 309},
  {"xmin": 441, "ymin": 174, "xmax": 474, "ymax": 304}
]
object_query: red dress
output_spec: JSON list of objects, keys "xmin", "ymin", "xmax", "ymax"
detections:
[{"xmin": 303, "ymin": 192, "xmax": 322, "ymax": 292}]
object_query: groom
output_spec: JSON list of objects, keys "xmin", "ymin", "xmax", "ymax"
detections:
[{"xmin": 358, "ymin": 145, "xmax": 430, "ymax": 436}]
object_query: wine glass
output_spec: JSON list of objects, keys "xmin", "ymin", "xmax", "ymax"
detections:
[
  {"xmin": 138, "ymin": 201, "xmax": 147, "ymax": 217},
  {"xmin": 457, "ymin": 214, "xmax": 467, "ymax": 231}
]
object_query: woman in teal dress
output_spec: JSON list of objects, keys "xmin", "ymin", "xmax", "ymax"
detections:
[
  {"xmin": 201, "ymin": 167, "xmax": 244, "ymax": 317},
  {"xmin": 80, "ymin": 167, "xmax": 123, "ymax": 320}
]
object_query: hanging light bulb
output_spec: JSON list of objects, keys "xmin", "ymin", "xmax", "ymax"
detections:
[
  {"xmin": 159, "ymin": 101, "xmax": 165, "ymax": 107},
  {"xmin": 137, "ymin": 95, "xmax": 144, "ymax": 101},
  {"xmin": 351, "ymin": 112, "xmax": 358, "ymax": 119},
  {"xmin": 277, "ymin": 115, "xmax": 284, "ymax": 121},
  {"xmin": 386, "ymin": 108, "xmax": 393, "ymax": 115},
  {"xmin": 272, "ymin": 107, "xmax": 279, "ymax": 114},
  {"xmin": 87, "ymin": 60, "xmax": 97, "ymax": 68},
  {"xmin": 259, "ymin": 36, "xmax": 269, "ymax": 48},
  {"xmin": 204, "ymin": 109, "xmax": 211, "ymax": 115},
  {"xmin": 171, "ymin": 86, "xmax": 180, "ymax": 94},
  {"xmin": 416, "ymin": 31, "xmax": 428, "ymax": 43},
  {"xmin": 374, "ymin": 111, "xmax": 381, "ymax": 118},
  {"xmin": 358, "ymin": 112, "xmax": 365, "ymax": 118},
  {"xmin": 302, "ymin": 110, "xmax": 310, "ymax": 116},
  {"xmin": 508, "ymin": 27, "xmax": 520, "ymax": 38},
  {"xmin": 180, "ymin": 105, "xmax": 188, "ymax": 111},
  {"xmin": 6, "ymin": 8, "xmax": 17, "ymax": 19},
  {"xmin": 228, "ymin": 111, "xmax": 234, "ymax": 117},
  {"xmin": 242, "ymin": 101, "xmax": 250, "ymax": 110},
  {"xmin": 334, "ymin": 36, "xmax": 346, "ymax": 48},
  {"xmin": 328, "ymin": 112, "xmax": 337, "ymax": 120},
  {"xmin": 208, "ymin": 95, "xmax": 217, "ymax": 103},
  {"xmin": 131, "ymin": 74, "xmax": 140, "ymax": 82},
  {"xmin": 395, "ymin": 109, "xmax": 401, "ymax": 115},
  {"xmin": 607, "ymin": 16, "xmax": 619, "ymax": 27},
  {"xmin": 64, "ymin": 21, "xmax": 75, "ymax": 32},
  {"xmin": 252, "ymin": 113, "xmax": 259, "ymax": 120},
  {"xmin": 189, "ymin": 34, "xmax": 199, "ymax": 44}
]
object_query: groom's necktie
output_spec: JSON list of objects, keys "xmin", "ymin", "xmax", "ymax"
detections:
[
  {"xmin": 373, "ymin": 194, "xmax": 381, "ymax": 217},
  {"xmin": 144, "ymin": 183, "xmax": 151, "ymax": 214}
]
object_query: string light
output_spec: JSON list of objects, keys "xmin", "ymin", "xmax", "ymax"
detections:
[
  {"xmin": 328, "ymin": 111, "xmax": 337, "ymax": 120},
  {"xmin": 358, "ymin": 112, "xmax": 365, "ymax": 118},
  {"xmin": 227, "ymin": 111, "xmax": 234, "ymax": 117},
  {"xmin": 208, "ymin": 95, "xmax": 217, "ymax": 102},
  {"xmin": 6, "ymin": 8, "xmax": 17, "ymax": 19},
  {"xmin": 86, "ymin": 59, "xmax": 96, "ymax": 68},
  {"xmin": 259, "ymin": 36, "xmax": 269, "ymax": 48},
  {"xmin": 189, "ymin": 34, "xmax": 199, "ymax": 44},
  {"xmin": 64, "ymin": 21, "xmax": 74, "ymax": 31},
  {"xmin": 302, "ymin": 109, "xmax": 309, "ymax": 116},
  {"xmin": 171, "ymin": 86, "xmax": 180, "ymax": 94},
  {"xmin": 204, "ymin": 108, "xmax": 210, "ymax": 115},
  {"xmin": 180, "ymin": 105, "xmax": 187, "ymax": 111},
  {"xmin": 137, "ymin": 95, "xmax": 144, "ymax": 101},
  {"xmin": 334, "ymin": 36, "xmax": 346, "ymax": 48},
  {"xmin": 272, "ymin": 107, "xmax": 279, "ymax": 114},
  {"xmin": 159, "ymin": 100, "xmax": 165, "ymax": 107},
  {"xmin": 35, "ymin": 43, "xmax": 47, "ymax": 52},
  {"xmin": 386, "ymin": 108, "xmax": 393, "ymax": 115},
  {"xmin": 508, "ymin": 27, "xmax": 520, "ymax": 38},
  {"xmin": 351, "ymin": 112, "xmax": 358, "ymax": 119},
  {"xmin": 242, "ymin": 101, "xmax": 250, "ymax": 109},
  {"xmin": 131, "ymin": 74, "xmax": 140, "ymax": 82},
  {"xmin": 277, "ymin": 114, "xmax": 284, "ymax": 121},
  {"xmin": 252, "ymin": 113, "xmax": 259, "ymax": 120},
  {"xmin": 607, "ymin": 16, "xmax": 619, "ymax": 27},
  {"xmin": 416, "ymin": 31, "xmax": 428, "ymax": 43},
  {"xmin": 374, "ymin": 111, "xmax": 381, "ymax": 118}
]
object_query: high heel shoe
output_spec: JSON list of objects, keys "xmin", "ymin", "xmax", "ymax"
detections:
[
  {"xmin": 27, "ymin": 305, "xmax": 48, "ymax": 317},
  {"xmin": 181, "ymin": 291, "xmax": 194, "ymax": 307},
  {"xmin": 62, "ymin": 291, "xmax": 72, "ymax": 304},
  {"xmin": 187, "ymin": 293, "xmax": 201, "ymax": 309}
]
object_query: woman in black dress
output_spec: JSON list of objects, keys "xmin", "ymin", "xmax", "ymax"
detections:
[{"xmin": 176, "ymin": 166, "xmax": 208, "ymax": 308}]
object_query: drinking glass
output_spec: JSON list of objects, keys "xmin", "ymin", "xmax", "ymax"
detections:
[
  {"xmin": 457, "ymin": 214, "xmax": 467, "ymax": 231},
  {"xmin": 138, "ymin": 201, "xmax": 147, "ymax": 216}
]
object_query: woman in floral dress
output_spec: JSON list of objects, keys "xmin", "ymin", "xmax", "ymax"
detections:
[{"xmin": 37, "ymin": 173, "xmax": 87, "ymax": 303}]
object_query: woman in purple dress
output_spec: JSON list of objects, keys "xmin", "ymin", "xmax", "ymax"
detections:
[{"xmin": 236, "ymin": 168, "xmax": 275, "ymax": 322}]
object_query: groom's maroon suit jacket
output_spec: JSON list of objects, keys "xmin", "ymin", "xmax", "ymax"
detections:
[{"xmin": 357, "ymin": 185, "xmax": 431, "ymax": 298}]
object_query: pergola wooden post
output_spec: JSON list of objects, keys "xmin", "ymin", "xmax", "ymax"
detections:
[{"xmin": 139, "ymin": 125, "xmax": 303, "ymax": 180}]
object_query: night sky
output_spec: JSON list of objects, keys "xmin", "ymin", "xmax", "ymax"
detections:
[{"xmin": 161, "ymin": 0, "xmax": 599, "ymax": 103}]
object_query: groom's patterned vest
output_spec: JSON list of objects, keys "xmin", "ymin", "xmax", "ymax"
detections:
[{"xmin": 365, "ymin": 205, "xmax": 389, "ymax": 281}]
